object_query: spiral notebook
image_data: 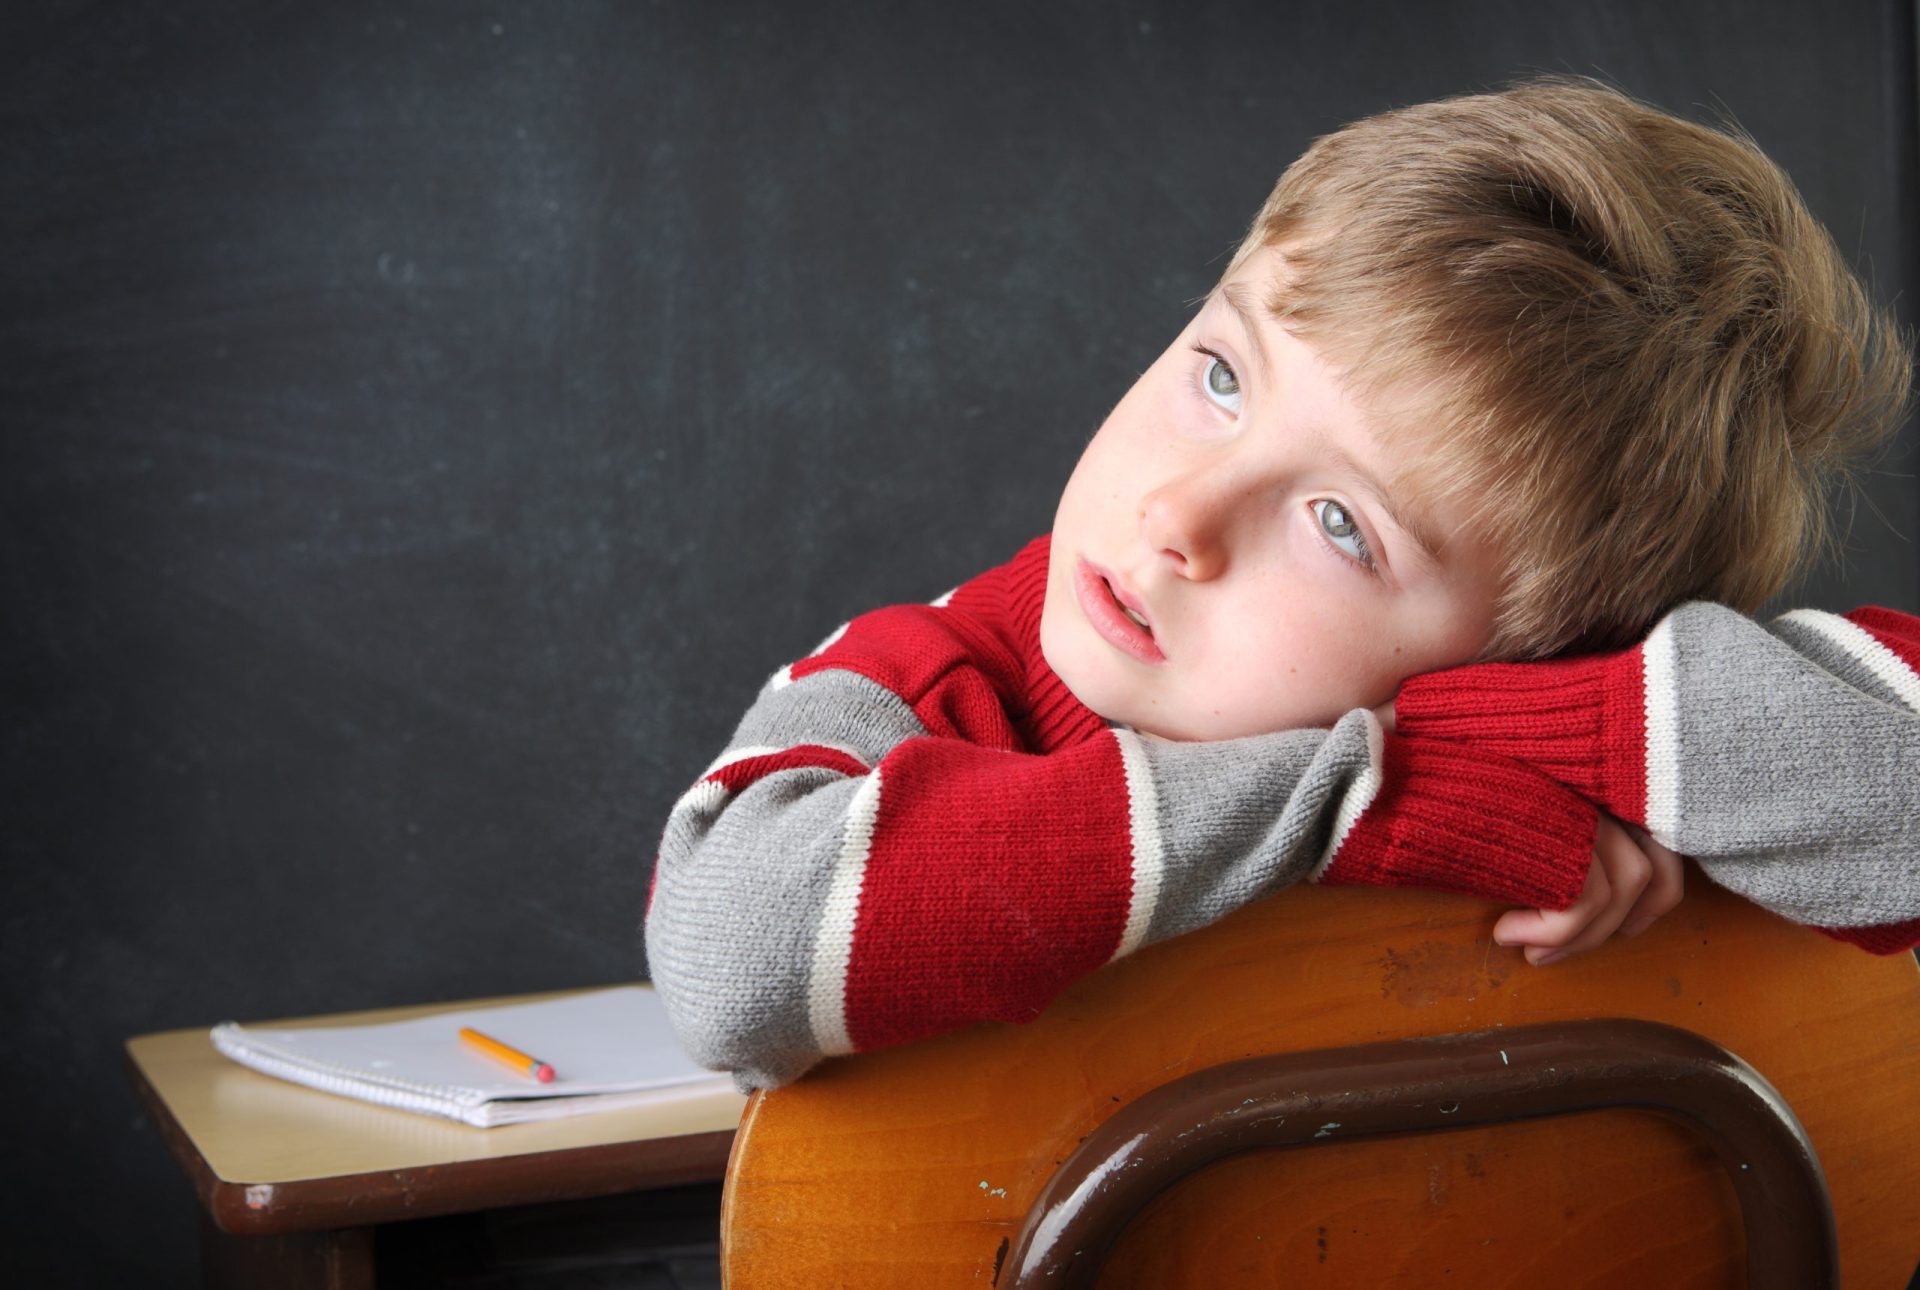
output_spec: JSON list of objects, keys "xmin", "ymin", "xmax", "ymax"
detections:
[{"xmin": 210, "ymin": 986, "xmax": 734, "ymax": 1128}]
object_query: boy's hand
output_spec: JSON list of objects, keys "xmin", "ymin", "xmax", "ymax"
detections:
[
  {"xmin": 1493, "ymin": 815, "xmax": 1684, "ymax": 965},
  {"xmin": 1372, "ymin": 696, "xmax": 1681, "ymax": 963}
]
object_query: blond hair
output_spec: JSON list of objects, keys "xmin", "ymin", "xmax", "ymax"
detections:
[{"xmin": 1226, "ymin": 75, "xmax": 1913, "ymax": 657}]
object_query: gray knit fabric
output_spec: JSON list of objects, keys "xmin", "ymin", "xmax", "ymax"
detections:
[
  {"xmin": 1132, "ymin": 725, "xmax": 1346, "ymax": 945},
  {"xmin": 1663, "ymin": 604, "xmax": 1919, "ymax": 928},
  {"xmin": 646, "ymin": 600, "xmax": 1919, "ymax": 1089},
  {"xmin": 647, "ymin": 667, "xmax": 1396, "ymax": 1088}
]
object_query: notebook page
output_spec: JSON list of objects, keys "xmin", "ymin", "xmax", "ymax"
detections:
[{"xmin": 219, "ymin": 987, "xmax": 716, "ymax": 1104}]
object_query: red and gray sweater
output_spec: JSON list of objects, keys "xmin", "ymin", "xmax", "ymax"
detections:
[{"xmin": 645, "ymin": 536, "xmax": 1920, "ymax": 1088}]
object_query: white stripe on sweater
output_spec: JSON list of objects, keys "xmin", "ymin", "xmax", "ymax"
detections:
[
  {"xmin": 807, "ymin": 767, "xmax": 883, "ymax": 1057},
  {"xmin": 667, "ymin": 745, "xmax": 784, "ymax": 820},
  {"xmin": 669, "ymin": 741, "xmax": 873, "ymax": 850},
  {"xmin": 770, "ymin": 621, "xmax": 852, "ymax": 691},
  {"xmin": 667, "ymin": 777, "xmax": 730, "ymax": 825},
  {"xmin": 1110, "ymin": 728, "xmax": 1164, "ymax": 961},
  {"xmin": 1641, "ymin": 617, "xmax": 1681, "ymax": 847},
  {"xmin": 1779, "ymin": 609, "xmax": 1920, "ymax": 714},
  {"xmin": 1309, "ymin": 712, "xmax": 1385, "ymax": 882},
  {"xmin": 699, "ymin": 744, "xmax": 785, "ymax": 780}
]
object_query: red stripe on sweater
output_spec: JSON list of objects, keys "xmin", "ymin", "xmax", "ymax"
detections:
[
  {"xmin": 1318, "ymin": 735, "xmax": 1597, "ymax": 910},
  {"xmin": 1847, "ymin": 607, "xmax": 1920, "ymax": 676},
  {"xmin": 1599, "ymin": 647, "xmax": 1649, "ymax": 824},
  {"xmin": 1389, "ymin": 646, "xmax": 1654, "ymax": 830},
  {"xmin": 791, "ymin": 604, "xmax": 963, "ymax": 697},
  {"xmin": 790, "ymin": 604, "xmax": 1028, "ymax": 749},
  {"xmin": 841, "ymin": 736, "xmax": 1134, "ymax": 1051},
  {"xmin": 780, "ymin": 538, "xmax": 1104, "ymax": 756},
  {"xmin": 1815, "ymin": 916, "xmax": 1920, "ymax": 956},
  {"xmin": 706, "ymin": 745, "xmax": 869, "ymax": 794}
]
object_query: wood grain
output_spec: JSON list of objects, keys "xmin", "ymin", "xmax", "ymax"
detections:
[{"xmin": 722, "ymin": 874, "xmax": 1920, "ymax": 1287}]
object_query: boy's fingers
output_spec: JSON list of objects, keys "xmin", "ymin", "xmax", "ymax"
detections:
[
  {"xmin": 1618, "ymin": 825, "xmax": 1685, "ymax": 937},
  {"xmin": 1496, "ymin": 818, "xmax": 1678, "ymax": 964},
  {"xmin": 1494, "ymin": 853, "xmax": 1609, "ymax": 953},
  {"xmin": 1535, "ymin": 816, "xmax": 1651, "ymax": 963},
  {"xmin": 1491, "ymin": 905, "xmax": 1551, "ymax": 944},
  {"xmin": 1505, "ymin": 817, "xmax": 1659, "ymax": 965}
]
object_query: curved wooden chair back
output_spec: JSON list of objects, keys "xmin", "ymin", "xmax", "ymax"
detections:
[{"xmin": 721, "ymin": 875, "xmax": 1920, "ymax": 1287}]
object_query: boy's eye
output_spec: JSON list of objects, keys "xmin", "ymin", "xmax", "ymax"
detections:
[
  {"xmin": 1188, "ymin": 344, "xmax": 1243, "ymax": 414},
  {"xmin": 1312, "ymin": 498, "xmax": 1375, "ymax": 568},
  {"xmin": 1205, "ymin": 355, "xmax": 1240, "ymax": 401}
]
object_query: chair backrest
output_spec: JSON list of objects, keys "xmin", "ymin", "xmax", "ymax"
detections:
[
  {"xmin": 721, "ymin": 878, "xmax": 1920, "ymax": 1287},
  {"xmin": 1001, "ymin": 1019, "xmax": 1833, "ymax": 1288}
]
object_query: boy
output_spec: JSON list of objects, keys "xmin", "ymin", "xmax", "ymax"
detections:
[{"xmin": 646, "ymin": 77, "xmax": 1918, "ymax": 1090}]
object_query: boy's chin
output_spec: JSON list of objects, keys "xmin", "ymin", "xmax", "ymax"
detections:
[
  {"xmin": 1055, "ymin": 670, "xmax": 1205, "ymax": 741},
  {"xmin": 1058, "ymin": 667, "xmax": 1333, "ymax": 741},
  {"xmin": 1041, "ymin": 603, "xmax": 1232, "ymax": 740}
]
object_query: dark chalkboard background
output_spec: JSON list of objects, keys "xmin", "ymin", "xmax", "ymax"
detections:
[{"xmin": 5, "ymin": 1, "xmax": 1915, "ymax": 1283}]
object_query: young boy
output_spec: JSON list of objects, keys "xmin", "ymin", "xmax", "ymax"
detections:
[{"xmin": 646, "ymin": 77, "xmax": 1919, "ymax": 1091}]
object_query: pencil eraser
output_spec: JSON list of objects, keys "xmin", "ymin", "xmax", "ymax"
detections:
[{"xmin": 534, "ymin": 1063, "xmax": 556, "ymax": 1083}]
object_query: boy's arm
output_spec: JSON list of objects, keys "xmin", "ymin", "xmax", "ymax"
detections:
[
  {"xmin": 646, "ymin": 622, "xmax": 1597, "ymax": 1090},
  {"xmin": 1392, "ymin": 604, "xmax": 1920, "ymax": 953}
]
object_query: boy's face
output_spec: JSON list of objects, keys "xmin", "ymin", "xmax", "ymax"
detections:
[{"xmin": 1040, "ymin": 246, "xmax": 1502, "ymax": 741}]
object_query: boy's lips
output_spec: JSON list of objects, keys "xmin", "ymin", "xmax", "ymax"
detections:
[{"xmin": 1074, "ymin": 557, "xmax": 1166, "ymax": 664}]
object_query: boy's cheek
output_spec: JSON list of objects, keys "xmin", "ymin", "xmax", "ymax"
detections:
[
  {"xmin": 1039, "ymin": 600, "xmax": 1170, "ymax": 734},
  {"xmin": 1037, "ymin": 597, "xmax": 1098, "ymax": 708},
  {"xmin": 1218, "ymin": 630, "xmax": 1404, "ymax": 732}
]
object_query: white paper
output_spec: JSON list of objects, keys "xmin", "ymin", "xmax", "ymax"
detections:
[{"xmin": 211, "ymin": 987, "xmax": 735, "ymax": 1126}]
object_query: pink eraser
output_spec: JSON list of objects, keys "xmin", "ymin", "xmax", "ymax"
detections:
[{"xmin": 534, "ymin": 1063, "xmax": 556, "ymax": 1083}]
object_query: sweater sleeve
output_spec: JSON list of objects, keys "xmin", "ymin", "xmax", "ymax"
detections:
[
  {"xmin": 646, "ymin": 610, "xmax": 1597, "ymax": 1089},
  {"xmin": 1392, "ymin": 604, "xmax": 1920, "ymax": 954}
]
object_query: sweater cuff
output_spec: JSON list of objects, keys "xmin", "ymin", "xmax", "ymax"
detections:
[
  {"xmin": 1318, "ymin": 734, "xmax": 1598, "ymax": 910},
  {"xmin": 1392, "ymin": 650, "xmax": 1650, "ymax": 824}
]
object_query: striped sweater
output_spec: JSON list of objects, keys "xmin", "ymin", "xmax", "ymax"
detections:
[{"xmin": 645, "ymin": 536, "xmax": 1920, "ymax": 1088}]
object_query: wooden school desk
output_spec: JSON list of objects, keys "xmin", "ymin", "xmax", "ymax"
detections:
[{"xmin": 125, "ymin": 989, "xmax": 746, "ymax": 1290}]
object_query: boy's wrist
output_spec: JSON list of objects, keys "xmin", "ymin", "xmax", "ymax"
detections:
[
  {"xmin": 1318, "ymin": 733, "xmax": 1598, "ymax": 911},
  {"xmin": 1391, "ymin": 651, "xmax": 1646, "ymax": 819}
]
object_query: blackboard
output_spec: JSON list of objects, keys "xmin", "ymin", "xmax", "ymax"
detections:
[{"xmin": 5, "ymin": 1, "xmax": 1913, "ymax": 1281}]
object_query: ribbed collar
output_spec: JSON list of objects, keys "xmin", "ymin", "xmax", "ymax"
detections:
[{"xmin": 996, "ymin": 534, "xmax": 1111, "ymax": 754}]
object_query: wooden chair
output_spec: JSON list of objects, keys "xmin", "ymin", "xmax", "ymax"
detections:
[{"xmin": 720, "ymin": 874, "xmax": 1920, "ymax": 1287}]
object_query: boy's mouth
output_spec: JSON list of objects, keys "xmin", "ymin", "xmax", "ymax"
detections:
[
  {"xmin": 1073, "ymin": 556, "xmax": 1165, "ymax": 664},
  {"xmin": 1108, "ymin": 582, "xmax": 1154, "ymax": 635}
]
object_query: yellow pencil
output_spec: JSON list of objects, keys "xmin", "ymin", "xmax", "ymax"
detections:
[{"xmin": 459, "ymin": 1026, "xmax": 557, "ymax": 1083}]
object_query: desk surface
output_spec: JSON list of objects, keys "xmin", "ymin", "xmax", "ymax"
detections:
[{"xmin": 127, "ymin": 988, "xmax": 745, "ymax": 1235}]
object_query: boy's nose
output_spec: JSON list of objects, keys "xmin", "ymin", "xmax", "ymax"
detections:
[{"xmin": 1139, "ymin": 471, "xmax": 1233, "ymax": 581}]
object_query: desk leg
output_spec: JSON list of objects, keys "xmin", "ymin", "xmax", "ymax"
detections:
[{"xmin": 200, "ymin": 1212, "xmax": 375, "ymax": 1290}]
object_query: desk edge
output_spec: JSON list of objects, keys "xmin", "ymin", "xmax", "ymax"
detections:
[{"xmin": 125, "ymin": 1041, "xmax": 734, "ymax": 1235}]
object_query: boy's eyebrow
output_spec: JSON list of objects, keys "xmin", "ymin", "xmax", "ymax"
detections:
[
  {"xmin": 1219, "ymin": 279, "xmax": 1447, "ymax": 575},
  {"xmin": 1313, "ymin": 436, "xmax": 1446, "ymax": 575},
  {"xmin": 1218, "ymin": 283, "xmax": 1275, "ymax": 386}
]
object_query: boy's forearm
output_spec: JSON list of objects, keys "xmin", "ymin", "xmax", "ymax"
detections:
[
  {"xmin": 647, "ymin": 665, "xmax": 1596, "ymax": 1089},
  {"xmin": 1393, "ymin": 603, "xmax": 1920, "ymax": 949}
]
